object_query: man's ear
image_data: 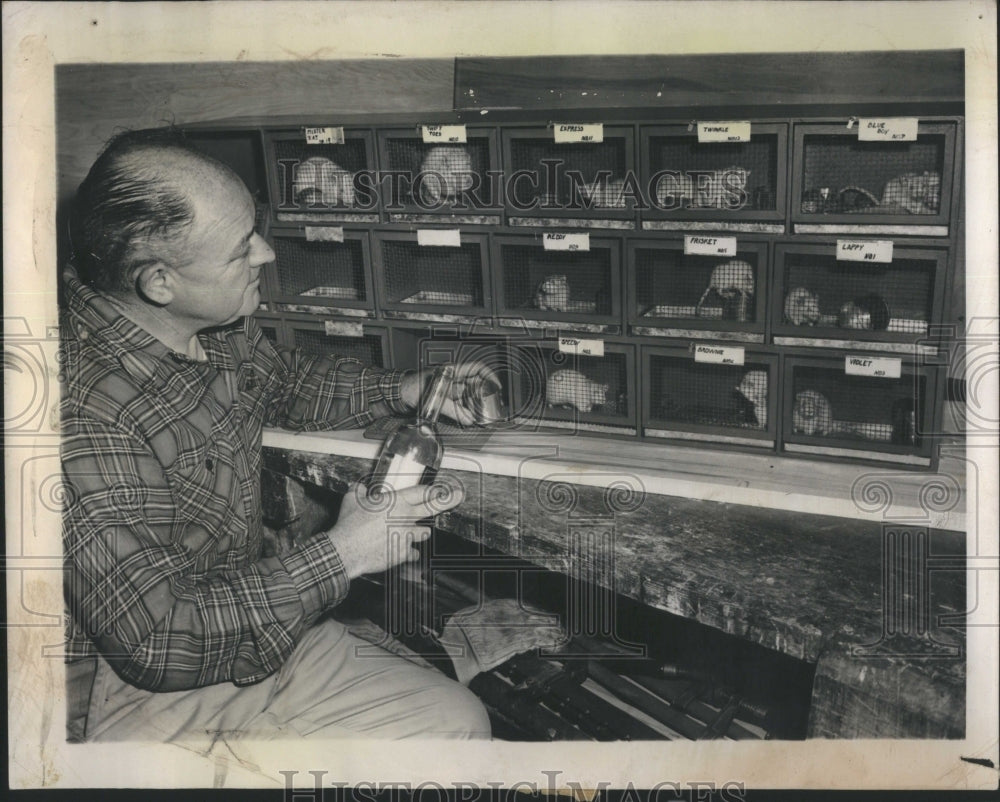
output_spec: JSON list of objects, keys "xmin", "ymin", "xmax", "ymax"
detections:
[{"xmin": 133, "ymin": 262, "xmax": 174, "ymax": 307}]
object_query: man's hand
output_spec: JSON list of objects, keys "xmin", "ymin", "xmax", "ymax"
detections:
[
  {"xmin": 326, "ymin": 482, "xmax": 465, "ymax": 579},
  {"xmin": 400, "ymin": 361, "xmax": 502, "ymax": 426}
]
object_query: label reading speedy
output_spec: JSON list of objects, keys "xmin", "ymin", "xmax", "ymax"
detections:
[
  {"xmin": 844, "ymin": 355, "xmax": 902, "ymax": 378},
  {"xmin": 693, "ymin": 344, "xmax": 745, "ymax": 365},
  {"xmin": 857, "ymin": 118, "xmax": 918, "ymax": 142},
  {"xmin": 684, "ymin": 235, "xmax": 738, "ymax": 257},
  {"xmin": 421, "ymin": 125, "xmax": 467, "ymax": 143},
  {"xmin": 553, "ymin": 123, "xmax": 604, "ymax": 144},
  {"xmin": 558, "ymin": 337, "xmax": 605, "ymax": 357},
  {"xmin": 837, "ymin": 239, "xmax": 894, "ymax": 263},
  {"xmin": 543, "ymin": 232, "xmax": 590, "ymax": 252},
  {"xmin": 697, "ymin": 121, "xmax": 751, "ymax": 143},
  {"xmin": 304, "ymin": 127, "xmax": 345, "ymax": 145}
]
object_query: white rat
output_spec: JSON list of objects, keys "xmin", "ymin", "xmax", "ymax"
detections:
[
  {"xmin": 419, "ymin": 146, "xmax": 474, "ymax": 204},
  {"xmin": 696, "ymin": 260, "xmax": 755, "ymax": 318},
  {"xmin": 293, "ymin": 156, "xmax": 355, "ymax": 207},
  {"xmin": 735, "ymin": 370, "xmax": 768, "ymax": 428},
  {"xmin": 546, "ymin": 369, "xmax": 609, "ymax": 414},
  {"xmin": 784, "ymin": 287, "xmax": 822, "ymax": 326},
  {"xmin": 881, "ymin": 171, "xmax": 941, "ymax": 215},
  {"xmin": 533, "ymin": 274, "xmax": 571, "ymax": 312},
  {"xmin": 578, "ymin": 178, "xmax": 627, "ymax": 208},
  {"xmin": 791, "ymin": 390, "xmax": 863, "ymax": 437}
]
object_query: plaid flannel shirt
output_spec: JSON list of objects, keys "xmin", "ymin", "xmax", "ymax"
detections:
[{"xmin": 61, "ymin": 270, "xmax": 411, "ymax": 691}]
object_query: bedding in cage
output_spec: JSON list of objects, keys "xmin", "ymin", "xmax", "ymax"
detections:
[
  {"xmin": 268, "ymin": 229, "xmax": 373, "ymax": 314},
  {"xmin": 792, "ymin": 123, "xmax": 955, "ymax": 222},
  {"xmin": 628, "ymin": 241, "xmax": 767, "ymax": 336},
  {"xmin": 375, "ymin": 234, "xmax": 490, "ymax": 315},
  {"xmin": 502, "ymin": 127, "xmax": 635, "ymax": 215},
  {"xmin": 643, "ymin": 346, "xmax": 777, "ymax": 447},
  {"xmin": 640, "ymin": 124, "xmax": 786, "ymax": 218},
  {"xmin": 285, "ymin": 316, "xmax": 389, "ymax": 368},
  {"xmin": 773, "ymin": 245, "xmax": 944, "ymax": 346},
  {"xmin": 781, "ymin": 356, "xmax": 938, "ymax": 466},
  {"xmin": 507, "ymin": 343, "xmax": 635, "ymax": 434}
]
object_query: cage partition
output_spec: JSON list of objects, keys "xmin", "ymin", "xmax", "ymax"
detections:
[{"xmin": 285, "ymin": 316, "xmax": 389, "ymax": 368}]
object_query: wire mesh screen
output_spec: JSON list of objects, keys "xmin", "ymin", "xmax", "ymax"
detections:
[
  {"xmin": 382, "ymin": 241, "xmax": 484, "ymax": 307},
  {"xmin": 647, "ymin": 135, "xmax": 777, "ymax": 211},
  {"xmin": 384, "ymin": 138, "xmax": 492, "ymax": 207},
  {"xmin": 780, "ymin": 255, "xmax": 933, "ymax": 335},
  {"xmin": 272, "ymin": 237, "xmax": 366, "ymax": 300},
  {"xmin": 500, "ymin": 245, "xmax": 612, "ymax": 315},
  {"xmin": 649, "ymin": 355, "xmax": 769, "ymax": 430},
  {"xmin": 259, "ymin": 325, "xmax": 279, "ymax": 345},
  {"xmin": 510, "ymin": 347, "xmax": 628, "ymax": 418},
  {"xmin": 790, "ymin": 365, "xmax": 925, "ymax": 445},
  {"xmin": 800, "ymin": 135, "xmax": 945, "ymax": 215},
  {"xmin": 508, "ymin": 138, "xmax": 629, "ymax": 208},
  {"xmin": 635, "ymin": 250, "xmax": 758, "ymax": 322},
  {"xmin": 291, "ymin": 328, "xmax": 384, "ymax": 366},
  {"xmin": 274, "ymin": 139, "xmax": 368, "ymax": 209}
]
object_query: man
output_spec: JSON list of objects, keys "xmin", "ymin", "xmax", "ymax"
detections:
[{"xmin": 61, "ymin": 128, "xmax": 493, "ymax": 742}]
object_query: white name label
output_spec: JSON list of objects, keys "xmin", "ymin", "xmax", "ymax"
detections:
[
  {"xmin": 697, "ymin": 121, "xmax": 752, "ymax": 143},
  {"xmin": 305, "ymin": 226, "xmax": 345, "ymax": 243},
  {"xmin": 417, "ymin": 229, "xmax": 462, "ymax": 247},
  {"xmin": 543, "ymin": 232, "xmax": 590, "ymax": 252},
  {"xmin": 693, "ymin": 344, "xmax": 745, "ymax": 365},
  {"xmin": 324, "ymin": 320, "xmax": 364, "ymax": 337},
  {"xmin": 684, "ymin": 235, "xmax": 738, "ymax": 256},
  {"xmin": 558, "ymin": 337, "xmax": 605, "ymax": 357},
  {"xmin": 844, "ymin": 355, "xmax": 902, "ymax": 378},
  {"xmin": 304, "ymin": 127, "xmax": 345, "ymax": 145},
  {"xmin": 837, "ymin": 239, "xmax": 894, "ymax": 263},
  {"xmin": 421, "ymin": 125, "xmax": 467, "ymax": 144},
  {"xmin": 553, "ymin": 123, "xmax": 604, "ymax": 143},
  {"xmin": 857, "ymin": 117, "xmax": 919, "ymax": 142}
]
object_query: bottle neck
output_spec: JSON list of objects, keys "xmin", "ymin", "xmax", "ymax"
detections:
[{"xmin": 419, "ymin": 365, "xmax": 455, "ymax": 425}]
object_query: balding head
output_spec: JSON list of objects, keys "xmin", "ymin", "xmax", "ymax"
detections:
[{"xmin": 70, "ymin": 128, "xmax": 241, "ymax": 292}]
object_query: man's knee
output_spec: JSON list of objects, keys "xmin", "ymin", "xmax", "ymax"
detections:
[{"xmin": 426, "ymin": 680, "xmax": 492, "ymax": 739}]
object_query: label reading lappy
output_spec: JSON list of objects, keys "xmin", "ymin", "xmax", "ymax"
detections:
[
  {"xmin": 324, "ymin": 320, "xmax": 364, "ymax": 337},
  {"xmin": 684, "ymin": 235, "xmax": 737, "ymax": 257},
  {"xmin": 837, "ymin": 239, "xmax": 894, "ymax": 263},
  {"xmin": 304, "ymin": 127, "xmax": 345, "ymax": 145},
  {"xmin": 421, "ymin": 125, "xmax": 467, "ymax": 144},
  {"xmin": 553, "ymin": 123, "xmax": 604, "ymax": 144},
  {"xmin": 543, "ymin": 232, "xmax": 590, "ymax": 252},
  {"xmin": 417, "ymin": 229, "xmax": 462, "ymax": 247},
  {"xmin": 857, "ymin": 118, "xmax": 919, "ymax": 142},
  {"xmin": 844, "ymin": 355, "xmax": 902, "ymax": 378},
  {"xmin": 693, "ymin": 344, "xmax": 745, "ymax": 366},
  {"xmin": 696, "ymin": 121, "xmax": 751, "ymax": 143},
  {"xmin": 558, "ymin": 337, "xmax": 605, "ymax": 357}
]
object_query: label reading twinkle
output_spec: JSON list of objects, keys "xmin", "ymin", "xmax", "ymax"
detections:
[
  {"xmin": 304, "ymin": 127, "xmax": 345, "ymax": 145},
  {"xmin": 845, "ymin": 355, "xmax": 902, "ymax": 378},
  {"xmin": 553, "ymin": 124, "xmax": 604, "ymax": 144},
  {"xmin": 558, "ymin": 337, "xmax": 605, "ymax": 357},
  {"xmin": 684, "ymin": 235, "xmax": 737, "ymax": 256},
  {"xmin": 858, "ymin": 118, "xmax": 919, "ymax": 142},
  {"xmin": 694, "ymin": 344, "xmax": 745, "ymax": 366},
  {"xmin": 324, "ymin": 320, "xmax": 364, "ymax": 337},
  {"xmin": 421, "ymin": 125, "xmax": 467, "ymax": 144},
  {"xmin": 543, "ymin": 232, "xmax": 590, "ymax": 252},
  {"xmin": 697, "ymin": 121, "xmax": 752, "ymax": 143},
  {"xmin": 417, "ymin": 229, "xmax": 462, "ymax": 247},
  {"xmin": 837, "ymin": 239, "xmax": 893, "ymax": 263}
]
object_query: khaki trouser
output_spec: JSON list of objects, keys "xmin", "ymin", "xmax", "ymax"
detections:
[{"xmin": 66, "ymin": 618, "xmax": 491, "ymax": 742}]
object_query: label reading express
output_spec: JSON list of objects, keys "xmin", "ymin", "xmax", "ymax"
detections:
[{"xmin": 553, "ymin": 124, "xmax": 604, "ymax": 144}]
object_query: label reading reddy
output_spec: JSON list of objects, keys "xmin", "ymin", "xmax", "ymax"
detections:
[
  {"xmin": 421, "ymin": 125, "xmax": 467, "ymax": 144},
  {"xmin": 305, "ymin": 226, "xmax": 345, "ymax": 243},
  {"xmin": 417, "ymin": 229, "xmax": 462, "ymax": 247},
  {"xmin": 553, "ymin": 123, "xmax": 604, "ymax": 144},
  {"xmin": 697, "ymin": 121, "xmax": 752, "ymax": 143},
  {"xmin": 324, "ymin": 320, "xmax": 364, "ymax": 338},
  {"xmin": 304, "ymin": 127, "xmax": 345, "ymax": 145},
  {"xmin": 558, "ymin": 337, "xmax": 605, "ymax": 357},
  {"xmin": 836, "ymin": 239, "xmax": 894, "ymax": 263},
  {"xmin": 684, "ymin": 235, "xmax": 738, "ymax": 257},
  {"xmin": 543, "ymin": 232, "xmax": 590, "ymax": 252},
  {"xmin": 844, "ymin": 355, "xmax": 902, "ymax": 378},
  {"xmin": 857, "ymin": 118, "xmax": 919, "ymax": 142},
  {"xmin": 693, "ymin": 344, "xmax": 745, "ymax": 366}
]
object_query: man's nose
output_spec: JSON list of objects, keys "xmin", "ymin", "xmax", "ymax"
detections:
[{"xmin": 249, "ymin": 233, "xmax": 275, "ymax": 267}]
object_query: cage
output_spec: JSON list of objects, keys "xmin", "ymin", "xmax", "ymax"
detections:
[
  {"xmin": 265, "ymin": 129, "xmax": 377, "ymax": 223},
  {"xmin": 267, "ymin": 228, "xmax": 373, "ymax": 316},
  {"xmin": 781, "ymin": 355, "xmax": 939, "ymax": 467},
  {"xmin": 376, "ymin": 128, "xmax": 500, "ymax": 221},
  {"xmin": 502, "ymin": 126, "xmax": 636, "ymax": 222},
  {"xmin": 493, "ymin": 236, "xmax": 621, "ymax": 332},
  {"xmin": 640, "ymin": 124, "xmax": 786, "ymax": 225},
  {"xmin": 507, "ymin": 342, "xmax": 636, "ymax": 435},
  {"xmin": 643, "ymin": 345, "xmax": 777, "ymax": 448},
  {"xmin": 772, "ymin": 244, "xmax": 945, "ymax": 352},
  {"xmin": 792, "ymin": 122, "xmax": 956, "ymax": 230},
  {"xmin": 628, "ymin": 240, "xmax": 767, "ymax": 341},
  {"xmin": 284, "ymin": 315, "xmax": 389, "ymax": 368},
  {"xmin": 374, "ymin": 232, "xmax": 490, "ymax": 320}
]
